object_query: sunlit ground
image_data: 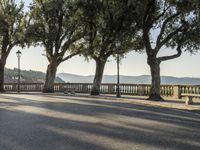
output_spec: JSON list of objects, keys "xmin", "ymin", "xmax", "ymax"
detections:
[{"xmin": 0, "ymin": 94, "xmax": 200, "ymax": 150}]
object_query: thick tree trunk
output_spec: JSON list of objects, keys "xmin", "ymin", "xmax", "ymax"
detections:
[
  {"xmin": 91, "ymin": 60, "xmax": 106, "ymax": 95},
  {"xmin": 148, "ymin": 61, "xmax": 164, "ymax": 101},
  {"xmin": 0, "ymin": 61, "xmax": 6, "ymax": 93},
  {"xmin": 42, "ymin": 62, "xmax": 58, "ymax": 93}
]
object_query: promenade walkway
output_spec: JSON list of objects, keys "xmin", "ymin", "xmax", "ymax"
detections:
[{"xmin": 0, "ymin": 93, "xmax": 200, "ymax": 150}]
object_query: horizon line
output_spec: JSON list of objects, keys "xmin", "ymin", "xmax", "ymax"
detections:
[{"xmin": 6, "ymin": 67, "xmax": 200, "ymax": 79}]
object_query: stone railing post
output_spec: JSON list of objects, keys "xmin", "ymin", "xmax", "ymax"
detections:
[
  {"xmin": 108, "ymin": 85, "xmax": 115, "ymax": 94},
  {"xmin": 59, "ymin": 84, "xmax": 64, "ymax": 92},
  {"xmin": 138, "ymin": 85, "xmax": 144, "ymax": 96},
  {"xmin": 12, "ymin": 84, "xmax": 17, "ymax": 91},
  {"xmin": 82, "ymin": 84, "xmax": 88, "ymax": 93},
  {"xmin": 173, "ymin": 85, "xmax": 181, "ymax": 99}
]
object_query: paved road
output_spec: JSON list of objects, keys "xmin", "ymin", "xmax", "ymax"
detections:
[{"xmin": 0, "ymin": 94, "xmax": 200, "ymax": 150}]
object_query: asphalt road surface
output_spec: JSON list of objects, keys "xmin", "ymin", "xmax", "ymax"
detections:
[{"xmin": 0, "ymin": 94, "xmax": 200, "ymax": 150}]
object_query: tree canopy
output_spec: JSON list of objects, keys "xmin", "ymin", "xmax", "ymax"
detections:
[
  {"xmin": 27, "ymin": 0, "xmax": 87, "ymax": 92},
  {"xmin": 130, "ymin": 0, "xmax": 200, "ymax": 100},
  {"xmin": 0, "ymin": 0, "xmax": 199, "ymax": 97},
  {"xmin": 27, "ymin": 0, "xmax": 86, "ymax": 63},
  {"xmin": 0, "ymin": 0, "xmax": 27, "ymax": 92},
  {"xmin": 80, "ymin": 0, "xmax": 143, "ymax": 95},
  {"xmin": 0, "ymin": 0, "xmax": 27, "ymax": 59}
]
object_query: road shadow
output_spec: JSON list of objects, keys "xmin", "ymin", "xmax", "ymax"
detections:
[{"xmin": 0, "ymin": 94, "xmax": 200, "ymax": 150}]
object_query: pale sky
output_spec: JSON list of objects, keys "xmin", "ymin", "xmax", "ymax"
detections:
[
  {"xmin": 6, "ymin": 46, "xmax": 200, "ymax": 77},
  {"xmin": 6, "ymin": 0, "xmax": 200, "ymax": 78}
]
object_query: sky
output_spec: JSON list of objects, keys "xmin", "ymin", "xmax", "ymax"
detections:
[
  {"xmin": 6, "ymin": 46, "xmax": 200, "ymax": 77},
  {"xmin": 6, "ymin": 0, "xmax": 200, "ymax": 78}
]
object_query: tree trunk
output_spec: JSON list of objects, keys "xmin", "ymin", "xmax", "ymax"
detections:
[
  {"xmin": 148, "ymin": 61, "xmax": 164, "ymax": 101},
  {"xmin": 42, "ymin": 62, "xmax": 58, "ymax": 93},
  {"xmin": 0, "ymin": 61, "xmax": 6, "ymax": 93},
  {"xmin": 91, "ymin": 60, "xmax": 106, "ymax": 95}
]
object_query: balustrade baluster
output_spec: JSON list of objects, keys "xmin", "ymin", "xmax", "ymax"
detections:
[{"xmin": 2, "ymin": 83, "xmax": 200, "ymax": 99}]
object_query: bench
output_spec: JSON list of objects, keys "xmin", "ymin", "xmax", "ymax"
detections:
[
  {"xmin": 181, "ymin": 93, "xmax": 200, "ymax": 105},
  {"xmin": 64, "ymin": 87, "xmax": 76, "ymax": 95}
]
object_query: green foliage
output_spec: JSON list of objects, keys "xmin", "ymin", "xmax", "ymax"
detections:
[
  {"xmin": 0, "ymin": 0, "xmax": 27, "ymax": 58},
  {"xmin": 132, "ymin": 0, "xmax": 200, "ymax": 61},
  {"xmin": 27, "ymin": 0, "xmax": 86, "ymax": 63},
  {"xmin": 81, "ymin": 0, "xmax": 144, "ymax": 62}
]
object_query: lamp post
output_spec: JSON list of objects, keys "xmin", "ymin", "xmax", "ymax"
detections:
[
  {"xmin": 16, "ymin": 50, "xmax": 22, "ymax": 93},
  {"xmin": 116, "ymin": 43, "xmax": 120, "ymax": 98}
]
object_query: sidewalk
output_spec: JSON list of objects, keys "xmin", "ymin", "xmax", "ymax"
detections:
[
  {"xmin": 3, "ymin": 92, "xmax": 200, "ymax": 113},
  {"xmin": 75, "ymin": 94, "xmax": 200, "ymax": 113}
]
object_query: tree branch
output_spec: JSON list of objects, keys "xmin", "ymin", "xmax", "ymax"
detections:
[
  {"xmin": 1, "ymin": 32, "xmax": 9, "ymax": 54},
  {"xmin": 60, "ymin": 51, "xmax": 80, "ymax": 63},
  {"xmin": 45, "ymin": 49, "xmax": 52, "ymax": 62},
  {"xmin": 60, "ymin": 30, "xmax": 73, "ymax": 46},
  {"xmin": 142, "ymin": 1, "xmax": 157, "ymax": 55},
  {"xmin": 156, "ymin": 12, "xmax": 181, "ymax": 51},
  {"xmin": 142, "ymin": 26, "xmax": 153, "ymax": 56},
  {"xmin": 55, "ymin": 7, "xmax": 64, "ymax": 54},
  {"xmin": 60, "ymin": 31, "xmax": 85, "ymax": 56},
  {"xmin": 104, "ymin": 49, "xmax": 113, "ymax": 58},
  {"xmin": 157, "ymin": 44, "xmax": 182, "ymax": 62},
  {"xmin": 158, "ymin": 21, "xmax": 187, "ymax": 51},
  {"xmin": 143, "ymin": 0, "xmax": 156, "ymax": 26},
  {"xmin": 153, "ymin": 2, "xmax": 169, "ymax": 22}
]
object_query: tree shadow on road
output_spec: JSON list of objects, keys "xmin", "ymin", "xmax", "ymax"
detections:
[{"xmin": 0, "ymin": 94, "xmax": 200, "ymax": 150}]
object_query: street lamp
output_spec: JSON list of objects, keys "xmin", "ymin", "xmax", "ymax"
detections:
[
  {"xmin": 116, "ymin": 43, "xmax": 120, "ymax": 98},
  {"xmin": 16, "ymin": 50, "xmax": 22, "ymax": 93}
]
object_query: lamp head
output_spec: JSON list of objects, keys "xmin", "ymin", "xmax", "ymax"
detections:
[{"xmin": 16, "ymin": 50, "xmax": 22, "ymax": 57}]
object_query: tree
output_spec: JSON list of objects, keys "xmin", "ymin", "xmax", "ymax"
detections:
[
  {"xmin": 82, "ymin": 0, "xmax": 143, "ymax": 95},
  {"xmin": 28, "ymin": 0, "xmax": 86, "ymax": 92},
  {"xmin": 132, "ymin": 0, "xmax": 200, "ymax": 101},
  {"xmin": 0, "ymin": 0, "xmax": 27, "ymax": 92}
]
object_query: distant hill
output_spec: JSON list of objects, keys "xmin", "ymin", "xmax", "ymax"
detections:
[
  {"xmin": 57, "ymin": 73, "xmax": 94, "ymax": 83},
  {"xmin": 5, "ymin": 68, "xmax": 64, "ymax": 83},
  {"xmin": 57, "ymin": 73, "xmax": 200, "ymax": 85},
  {"xmin": 4, "ymin": 68, "xmax": 200, "ymax": 85}
]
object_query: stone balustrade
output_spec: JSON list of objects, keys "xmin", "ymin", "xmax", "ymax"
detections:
[{"xmin": 4, "ymin": 83, "xmax": 200, "ymax": 99}]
